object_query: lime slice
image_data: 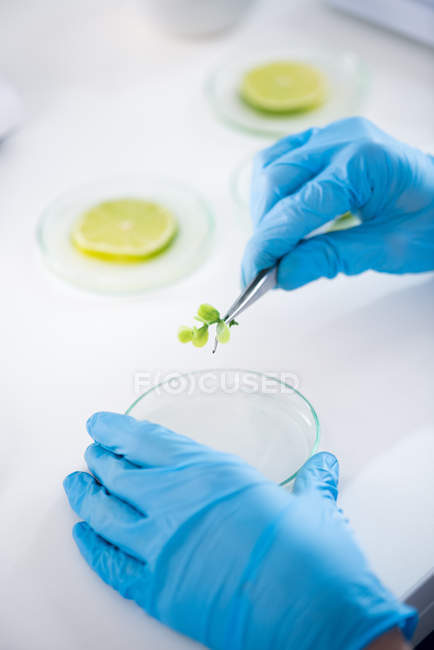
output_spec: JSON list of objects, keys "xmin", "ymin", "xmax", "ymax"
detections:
[
  {"xmin": 71, "ymin": 198, "xmax": 177, "ymax": 261},
  {"xmin": 240, "ymin": 60, "xmax": 327, "ymax": 114}
]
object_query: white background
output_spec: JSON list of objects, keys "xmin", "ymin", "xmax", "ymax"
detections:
[{"xmin": 0, "ymin": 1, "xmax": 433, "ymax": 648}]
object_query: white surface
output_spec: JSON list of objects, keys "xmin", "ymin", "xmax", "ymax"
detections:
[
  {"xmin": 0, "ymin": 77, "xmax": 22, "ymax": 139},
  {"xmin": 340, "ymin": 431, "xmax": 434, "ymax": 603},
  {"xmin": 0, "ymin": 1, "xmax": 433, "ymax": 648}
]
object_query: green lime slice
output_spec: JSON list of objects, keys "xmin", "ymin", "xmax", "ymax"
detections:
[
  {"xmin": 71, "ymin": 198, "xmax": 177, "ymax": 261},
  {"xmin": 240, "ymin": 60, "xmax": 327, "ymax": 114}
]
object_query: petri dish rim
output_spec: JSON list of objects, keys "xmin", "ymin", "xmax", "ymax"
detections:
[
  {"xmin": 36, "ymin": 175, "xmax": 216, "ymax": 297},
  {"xmin": 126, "ymin": 368, "xmax": 320, "ymax": 486},
  {"xmin": 204, "ymin": 48, "xmax": 370, "ymax": 138}
]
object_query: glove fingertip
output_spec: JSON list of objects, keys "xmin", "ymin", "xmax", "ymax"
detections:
[
  {"xmin": 72, "ymin": 522, "xmax": 149, "ymax": 606},
  {"xmin": 72, "ymin": 522, "xmax": 102, "ymax": 567},
  {"xmin": 318, "ymin": 452, "xmax": 339, "ymax": 494},
  {"xmin": 318, "ymin": 451, "xmax": 339, "ymax": 471},
  {"xmin": 63, "ymin": 470, "xmax": 80, "ymax": 493},
  {"xmin": 73, "ymin": 520, "xmax": 91, "ymax": 543},
  {"xmin": 86, "ymin": 412, "xmax": 141, "ymax": 451},
  {"xmin": 86, "ymin": 412, "xmax": 99, "ymax": 432},
  {"xmin": 86, "ymin": 411, "xmax": 119, "ymax": 434},
  {"xmin": 241, "ymin": 236, "xmax": 277, "ymax": 288},
  {"xmin": 63, "ymin": 470, "xmax": 92, "ymax": 498},
  {"xmin": 294, "ymin": 452, "xmax": 339, "ymax": 501},
  {"xmin": 84, "ymin": 441, "xmax": 103, "ymax": 463}
]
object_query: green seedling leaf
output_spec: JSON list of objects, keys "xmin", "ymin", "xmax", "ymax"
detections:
[
  {"xmin": 216, "ymin": 321, "xmax": 230, "ymax": 344},
  {"xmin": 178, "ymin": 304, "xmax": 239, "ymax": 351},
  {"xmin": 192, "ymin": 325, "xmax": 209, "ymax": 348},
  {"xmin": 197, "ymin": 303, "xmax": 220, "ymax": 324},
  {"xmin": 178, "ymin": 326, "xmax": 194, "ymax": 343}
]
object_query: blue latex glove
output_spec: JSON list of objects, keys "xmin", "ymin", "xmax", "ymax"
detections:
[
  {"xmin": 242, "ymin": 117, "xmax": 434, "ymax": 289},
  {"xmin": 64, "ymin": 412, "xmax": 417, "ymax": 650}
]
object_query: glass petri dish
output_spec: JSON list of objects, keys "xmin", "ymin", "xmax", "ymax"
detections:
[
  {"xmin": 126, "ymin": 369, "xmax": 319, "ymax": 486},
  {"xmin": 230, "ymin": 153, "xmax": 361, "ymax": 233},
  {"xmin": 205, "ymin": 48, "xmax": 369, "ymax": 137},
  {"xmin": 36, "ymin": 176, "xmax": 214, "ymax": 295}
]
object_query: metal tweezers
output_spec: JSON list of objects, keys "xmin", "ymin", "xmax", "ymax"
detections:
[{"xmin": 212, "ymin": 266, "xmax": 277, "ymax": 353}]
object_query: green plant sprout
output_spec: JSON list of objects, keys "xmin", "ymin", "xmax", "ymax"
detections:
[{"xmin": 178, "ymin": 304, "xmax": 238, "ymax": 349}]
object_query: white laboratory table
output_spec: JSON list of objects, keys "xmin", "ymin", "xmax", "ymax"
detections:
[{"xmin": 1, "ymin": 1, "xmax": 433, "ymax": 648}]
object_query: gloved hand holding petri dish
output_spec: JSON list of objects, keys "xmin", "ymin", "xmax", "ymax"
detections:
[{"xmin": 64, "ymin": 412, "xmax": 417, "ymax": 650}]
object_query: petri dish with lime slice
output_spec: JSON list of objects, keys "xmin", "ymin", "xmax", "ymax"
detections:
[
  {"xmin": 126, "ymin": 369, "xmax": 320, "ymax": 486},
  {"xmin": 230, "ymin": 153, "xmax": 361, "ymax": 233},
  {"xmin": 37, "ymin": 176, "xmax": 214, "ymax": 295},
  {"xmin": 205, "ymin": 48, "xmax": 368, "ymax": 137}
]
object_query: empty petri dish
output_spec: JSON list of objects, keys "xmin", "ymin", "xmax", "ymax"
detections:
[
  {"xmin": 205, "ymin": 48, "xmax": 368, "ymax": 137},
  {"xmin": 126, "ymin": 369, "xmax": 320, "ymax": 486},
  {"xmin": 36, "ymin": 176, "xmax": 214, "ymax": 295},
  {"xmin": 230, "ymin": 153, "xmax": 361, "ymax": 233}
]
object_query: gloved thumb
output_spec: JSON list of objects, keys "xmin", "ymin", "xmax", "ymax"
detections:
[
  {"xmin": 277, "ymin": 226, "xmax": 383, "ymax": 290},
  {"xmin": 293, "ymin": 452, "xmax": 339, "ymax": 502}
]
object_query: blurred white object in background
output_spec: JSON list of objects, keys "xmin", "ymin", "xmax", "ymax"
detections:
[
  {"xmin": 141, "ymin": 0, "xmax": 256, "ymax": 36},
  {"xmin": 328, "ymin": 0, "xmax": 434, "ymax": 47},
  {"xmin": 0, "ymin": 78, "xmax": 22, "ymax": 140}
]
